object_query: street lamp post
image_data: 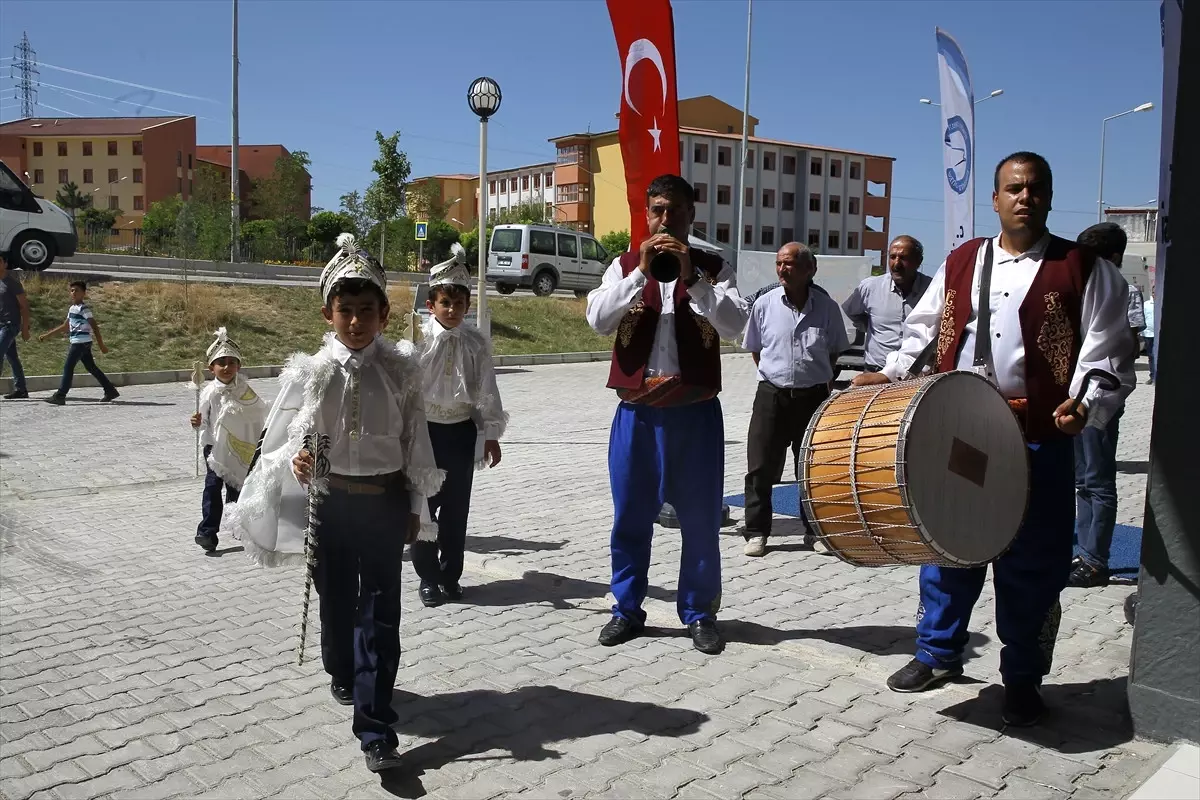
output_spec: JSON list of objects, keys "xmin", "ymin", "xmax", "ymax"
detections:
[
  {"xmin": 918, "ymin": 88, "xmax": 1004, "ymax": 107},
  {"xmin": 1098, "ymin": 102, "xmax": 1155, "ymax": 222},
  {"xmin": 468, "ymin": 77, "xmax": 501, "ymax": 336}
]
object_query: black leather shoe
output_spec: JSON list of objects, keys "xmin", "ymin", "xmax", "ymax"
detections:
[
  {"xmin": 194, "ymin": 534, "xmax": 218, "ymax": 553},
  {"xmin": 364, "ymin": 741, "xmax": 404, "ymax": 772},
  {"xmin": 597, "ymin": 615, "xmax": 642, "ymax": 646},
  {"xmin": 330, "ymin": 681, "xmax": 353, "ymax": 706},
  {"xmin": 688, "ymin": 619, "xmax": 724, "ymax": 655},
  {"xmin": 1067, "ymin": 560, "xmax": 1108, "ymax": 588},
  {"xmin": 419, "ymin": 582, "xmax": 445, "ymax": 608},
  {"xmin": 45, "ymin": 394, "xmax": 65, "ymax": 405},
  {"xmin": 886, "ymin": 658, "xmax": 963, "ymax": 692},
  {"xmin": 102, "ymin": 389, "xmax": 120, "ymax": 401},
  {"xmin": 2, "ymin": 389, "xmax": 28, "ymax": 399},
  {"xmin": 442, "ymin": 583, "xmax": 463, "ymax": 602},
  {"xmin": 1002, "ymin": 684, "xmax": 1046, "ymax": 727}
]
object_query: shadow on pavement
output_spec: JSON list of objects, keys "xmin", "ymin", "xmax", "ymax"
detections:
[
  {"xmin": 1116, "ymin": 460, "xmax": 1149, "ymax": 474},
  {"xmin": 936, "ymin": 677, "xmax": 1133, "ymax": 753},
  {"xmin": 207, "ymin": 545, "xmax": 244, "ymax": 557},
  {"xmin": 50, "ymin": 398, "xmax": 178, "ymax": 407},
  {"xmin": 465, "ymin": 535, "xmax": 566, "ymax": 556},
  {"xmin": 462, "ymin": 570, "xmax": 673, "ymax": 610},
  {"xmin": 378, "ymin": 684, "xmax": 708, "ymax": 798}
]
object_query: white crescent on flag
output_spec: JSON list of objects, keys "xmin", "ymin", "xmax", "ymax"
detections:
[{"xmin": 623, "ymin": 38, "xmax": 669, "ymax": 151}]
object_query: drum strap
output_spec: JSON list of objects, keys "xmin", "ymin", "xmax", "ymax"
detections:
[{"xmin": 906, "ymin": 240, "xmax": 995, "ymax": 379}]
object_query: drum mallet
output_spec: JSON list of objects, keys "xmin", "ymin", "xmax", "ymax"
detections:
[{"xmin": 1066, "ymin": 368, "xmax": 1121, "ymax": 419}]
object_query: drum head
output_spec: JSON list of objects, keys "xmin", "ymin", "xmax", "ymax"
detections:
[{"xmin": 901, "ymin": 373, "xmax": 1029, "ymax": 565}]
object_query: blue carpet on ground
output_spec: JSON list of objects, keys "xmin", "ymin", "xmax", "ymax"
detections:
[{"xmin": 724, "ymin": 485, "xmax": 1142, "ymax": 577}]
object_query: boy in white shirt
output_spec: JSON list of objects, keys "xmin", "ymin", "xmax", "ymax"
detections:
[
  {"xmin": 221, "ymin": 233, "xmax": 443, "ymax": 773},
  {"xmin": 189, "ymin": 327, "xmax": 267, "ymax": 553},
  {"xmin": 412, "ymin": 243, "xmax": 507, "ymax": 607}
]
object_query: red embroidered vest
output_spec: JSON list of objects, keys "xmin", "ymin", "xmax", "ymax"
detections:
[
  {"xmin": 935, "ymin": 236, "xmax": 1094, "ymax": 442},
  {"xmin": 606, "ymin": 249, "xmax": 725, "ymax": 392}
]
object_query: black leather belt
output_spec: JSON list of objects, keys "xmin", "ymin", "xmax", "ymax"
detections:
[{"xmin": 327, "ymin": 471, "xmax": 403, "ymax": 495}]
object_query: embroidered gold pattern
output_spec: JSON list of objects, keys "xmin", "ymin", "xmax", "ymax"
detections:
[
  {"xmin": 1036, "ymin": 292, "xmax": 1074, "ymax": 386},
  {"xmin": 348, "ymin": 365, "xmax": 362, "ymax": 441},
  {"xmin": 697, "ymin": 316, "xmax": 717, "ymax": 349},
  {"xmin": 934, "ymin": 288, "xmax": 958, "ymax": 368},
  {"xmin": 617, "ymin": 299, "xmax": 645, "ymax": 347}
]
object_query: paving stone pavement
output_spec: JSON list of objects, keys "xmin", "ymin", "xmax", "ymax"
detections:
[{"xmin": 0, "ymin": 354, "xmax": 1165, "ymax": 800}]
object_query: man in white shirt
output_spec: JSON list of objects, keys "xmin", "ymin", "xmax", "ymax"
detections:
[
  {"xmin": 852, "ymin": 152, "xmax": 1134, "ymax": 727},
  {"xmin": 842, "ymin": 235, "xmax": 934, "ymax": 371},
  {"xmin": 586, "ymin": 174, "xmax": 748, "ymax": 655},
  {"xmin": 740, "ymin": 242, "xmax": 849, "ymax": 557}
]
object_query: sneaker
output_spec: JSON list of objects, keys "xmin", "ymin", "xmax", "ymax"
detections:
[
  {"xmin": 597, "ymin": 615, "xmax": 642, "ymax": 646},
  {"xmin": 45, "ymin": 394, "xmax": 65, "ymax": 405},
  {"xmin": 363, "ymin": 741, "xmax": 404, "ymax": 772},
  {"xmin": 1067, "ymin": 560, "xmax": 1108, "ymax": 588},
  {"xmin": 886, "ymin": 658, "xmax": 963, "ymax": 693},
  {"xmin": 744, "ymin": 535, "xmax": 767, "ymax": 557},
  {"xmin": 2, "ymin": 389, "xmax": 28, "ymax": 400},
  {"xmin": 1002, "ymin": 684, "xmax": 1046, "ymax": 727}
]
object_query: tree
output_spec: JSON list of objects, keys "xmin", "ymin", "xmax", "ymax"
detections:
[
  {"xmin": 248, "ymin": 150, "xmax": 312, "ymax": 222},
  {"xmin": 338, "ymin": 190, "xmax": 373, "ymax": 238},
  {"xmin": 363, "ymin": 131, "xmax": 411, "ymax": 269},
  {"xmin": 55, "ymin": 182, "xmax": 90, "ymax": 219},
  {"xmin": 77, "ymin": 206, "xmax": 121, "ymax": 233},
  {"xmin": 422, "ymin": 219, "xmax": 461, "ymax": 265},
  {"xmin": 308, "ymin": 211, "xmax": 358, "ymax": 249},
  {"xmin": 143, "ymin": 195, "xmax": 184, "ymax": 252},
  {"xmin": 495, "ymin": 202, "xmax": 550, "ymax": 225},
  {"xmin": 240, "ymin": 219, "xmax": 288, "ymax": 261},
  {"xmin": 600, "ymin": 230, "xmax": 631, "ymax": 256}
]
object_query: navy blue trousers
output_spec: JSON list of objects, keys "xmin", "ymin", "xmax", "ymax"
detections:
[
  {"xmin": 196, "ymin": 445, "xmax": 239, "ymax": 541},
  {"xmin": 1074, "ymin": 408, "xmax": 1123, "ymax": 569},
  {"xmin": 914, "ymin": 437, "xmax": 1075, "ymax": 687},
  {"xmin": 56, "ymin": 342, "xmax": 117, "ymax": 397},
  {"xmin": 608, "ymin": 398, "xmax": 724, "ymax": 626},
  {"xmin": 313, "ymin": 479, "xmax": 408, "ymax": 750},
  {"xmin": 0, "ymin": 324, "xmax": 27, "ymax": 392},
  {"xmin": 411, "ymin": 419, "xmax": 477, "ymax": 588}
]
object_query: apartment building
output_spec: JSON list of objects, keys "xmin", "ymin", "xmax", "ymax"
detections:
[
  {"xmin": 0, "ymin": 116, "xmax": 197, "ymax": 231},
  {"xmin": 195, "ymin": 144, "xmax": 313, "ymax": 220},
  {"xmin": 483, "ymin": 162, "xmax": 555, "ymax": 221},
  {"xmin": 548, "ymin": 96, "xmax": 895, "ymax": 266},
  {"xmin": 406, "ymin": 173, "xmax": 478, "ymax": 230}
]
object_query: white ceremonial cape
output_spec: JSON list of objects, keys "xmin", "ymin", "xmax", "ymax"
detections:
[
  {"xmin": 199, "ymin": 374, "xmax": 268, "ymax": 490},
  {"xmin": 221, "ymin": 334, "xmax": 444, "ymax": 567},
  {"xmin": 418, "ymin": 317, "xmax": 509, "ymax": 468}
]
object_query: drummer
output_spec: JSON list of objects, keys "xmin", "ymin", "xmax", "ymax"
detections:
[{"xmin": 852, "ymin": 151, "xmax": 1133, "ymax": 726}]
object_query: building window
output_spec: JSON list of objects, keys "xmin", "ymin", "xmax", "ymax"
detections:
[
  {"xmin": 109, "ymin": 195, "xmax": 120, "ymax": 210},
  {"xmin": 522, "ymin": 175, "xmax": 530, "ymax": 191},
  {"xmin": 545, "ymin": 172, "xmax": 553, "ymax": 187},
  {"xmin": 830, "ymin": 195, "xmax": 842, "ymax": 214},
  {"xmin": 849, "ymin": 197, "xmax": 861, "ymax": 215},
  {"xmin": 761, "ymin": 226, "xmax": 775, "ymax": 247},
  {"xmin": 849, "ymin": 161, "xmax": 862, "ymax": 180},
  {"xmin": 746, "ymin": 149, "xmax": 755, "ymax": 169},
  {"xmin": 744, "ymin": 187, "xmax": 754, "ymax": 207},
  {"xmin": 762, "ymin": 189, "xmax": 775, "ymax": 208},
  {"xmin": 694, "ymin": 182, "xmax": 708, "ymax": 204},
  {"xmin": 133, "ymin": 195, "xmax": 144, "ymax": 211},
  {"xmin": 83, "ymin": 169, "xmax": 93, "ymax": 184},
  {"xmin": 828, "ymin": 230, "xmax": 841, "ymax": 249},
  {"xmin": 177, "ymin": 150, "xmax": 183, "ymax": 167},
  {"xmin": 130, "ymin": 140, "xmax": 141, "ymax": 156},
  {"xmin": 744, "ymin": 225, "xmax": 753, "ymax": 246},
  {"xmin": 108, "ymin": 168, "xmax": 119, "ymax": 183},
  {"xmin": 56, "ymin": 169, "xmax": 68, "ymax": 184},
  {"xmin": 718, "ymin": 146, "xmax": 731, "ymax": 166},
  {"xmin": 762, "ymin": 152, "xmax": 776, "ymax": 171},
  {"xmin": 187, "ymin": 153, "xmax": 192, "ymax": 168},
  {"xmin": 108, "ymin": 141, "xmax": 118, "ymax": 156},
  {"xmin": 189, "ymin": 179, "xmax": 193, "ymax": 194},
  {"xmin": 847, "ymin": 231, "xmax": 859, "ymax": 250},
  {"xmin": 132, "ymin": 169, "xmax": 143, "ymax": 184},
  {"xmin": 810, "ymin": 158, "xmax": 823, "ymax": 176},
  {"xmin": 716, "ymin": 223, "xmax": 731, "ymax": 243},
  {"xmin": 694, "ymin": 143, "xmax": 709, "ymax": 164},
  {"xmin": 533, "ymin": 174, "xmax": 541, "ymax": 189},
  {"xmin": 57, "ymin": 141, "xmax": 68, "ymax": 157},
  {"xmin": 110, "ymin": 228, "xmax": 120, "ymax": 236},
  {"xmin": 33, "ymin": 169, "xmax": 44, "ymax": 184},
  {"xmin": 782, "ymin": 192, "xmax": 795, "ymax": 212},
  {"xmin": 178, "ymin": 177, "xmax": 183, "ymax": 194},
  {"xmin": 809, "ymin": 193, "xmax": 821, "ymax": 212},
  {"xmin": 556, "ymin": 184, "xmax": 582, "ymax": 204},
  {"xmin": 782, "ymin": 227, "xmax": 794, "ymax": 243},
  {"xmin": 510, "ymin": 178, "xmax": 518, "ymax": 192},
  {"xmin": 556, "ymin": 144, "xmax": 585, "ymax": 165},
  {"xmin": 830, "ymin": 159, "xmax": 843, "ymax": 178},
  {"xmin": 694, "ymin": 221, "xmax": 707, "ymax": 238},
  {"xmin": 33, "ymin": 142, "xmax": 43, "ymax": 157},
  {"xmin": 83, "ymin": 141, "xmax": 93, "ymax": 156},
  {"xmin": 489, "ymin": 181, "xmax": 496, "ymax": 194},
  {"xmin": 782, "ymin": 155, "xmax": 796, "ymax": 175},
  {"xmin": 717, "ymin": 185, "xmax": 731, "ymax": 205},
  {"xmin": 809, "ymin": 229, "xmax": 821, "ymax": 248}
]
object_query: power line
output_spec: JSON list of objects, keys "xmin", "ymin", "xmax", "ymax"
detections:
[
  {"xmin": 890, "ymin": 193, "xmax": 1105, "ymax": 218},
  {"xmin": 7, "ymin": 57, "xmax": 218, "ymax": 104}
]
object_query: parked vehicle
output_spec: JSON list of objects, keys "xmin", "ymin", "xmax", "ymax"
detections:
[
  {"xmin": 0, "ymin": 159, "xmax": 77, "ymax": 271},
  {"xmin": 486, "ymin": 223, "xmax": 611, "ymax": 297}
]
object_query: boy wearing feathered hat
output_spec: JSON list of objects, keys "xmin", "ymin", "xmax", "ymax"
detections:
[
  {"xmin": 189, "ymin": 327, "xmax": 267, "ymax": 553},
  {"xmin": 412, "ymin": 243, "xmax": 508, "ymax": 608},
  {"xmin": 220, "ymin": 233, "xmax": 444, "ymax": 772}
]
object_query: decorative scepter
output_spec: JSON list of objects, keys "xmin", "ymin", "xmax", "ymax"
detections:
[
  {"xmin": 188, "ymin": 361, "xmax": 206, "ymax": 477},
  {"xmin": 298, "ymin": 431, "xmax": 331, "ymax": 665}
]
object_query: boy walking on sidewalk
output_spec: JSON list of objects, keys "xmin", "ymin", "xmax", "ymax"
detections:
[{"xmin": 39, "ymin": 281, "xmax": 119, "ymax": 404}]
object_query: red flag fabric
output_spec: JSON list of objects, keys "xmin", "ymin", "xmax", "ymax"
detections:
[{"xmin": 607, "ymin": 0, "xmax": 681, "ymax": 251}]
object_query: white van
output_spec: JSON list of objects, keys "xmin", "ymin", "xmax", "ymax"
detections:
[
  {"xmin": 0, "ymin": 159, "xmax": 77, "ymax": 270},
  {"xmin": 486, "ymin": 223, "xmax": 610, "ymax": 297}
]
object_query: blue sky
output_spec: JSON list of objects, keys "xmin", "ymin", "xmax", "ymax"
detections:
[{"xmin": 0, "ymin": 0, "xmax": 1164, "ymax": 258}]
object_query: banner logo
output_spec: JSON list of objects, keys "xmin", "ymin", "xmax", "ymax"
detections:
[{"xmin": 944, "ymin": 115, "xmax": 972, "ymax": 196}]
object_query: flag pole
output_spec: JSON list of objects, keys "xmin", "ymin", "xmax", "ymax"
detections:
[{"xmin": 735, "ymin": 0, "xmax": 752, "ymax": 266}]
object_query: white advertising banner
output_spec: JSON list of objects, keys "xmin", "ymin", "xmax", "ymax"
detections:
[{"xmin": 936, "ymin": 28, "xmax": 975, "ymax": 257}]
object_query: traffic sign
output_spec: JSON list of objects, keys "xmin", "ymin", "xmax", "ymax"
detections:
[{"xmin": 415, "ymin": 222, "xmax": 428, "ymax": 241}]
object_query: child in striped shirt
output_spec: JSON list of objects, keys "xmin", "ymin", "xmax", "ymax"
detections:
[{"xmin": 38, "ymin": 281, "xmax": 119, "ymax": 404}]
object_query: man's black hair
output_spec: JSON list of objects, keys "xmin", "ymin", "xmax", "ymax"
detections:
[
  {"xmin": 325, "ymin": 278, "xmax": 388, "ymax": 310},
  {"xmin": 645, "ymin": 174, "xmax": 695, "ymax": 207},
  {"xmin": 69, "ymin": 280, "xmax": 87, "ymax": 291},
  {"xmin": 1077, "ymin": 222, "xmax": 1128, "ymax": 261},
  {"xmin": 428, "ymin": 283, "xmax": 471, "ymax": 303},
  {"xmin": 993, "ymin": 151, "xmax": 1053, "ymax": 193}
]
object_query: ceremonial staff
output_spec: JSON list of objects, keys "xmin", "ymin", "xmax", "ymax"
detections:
[
  {"xmin": 188, "ymin": 361, "xmax": 205, "ymax": 477},
  {"xmin": 298, "ymin": 432, "xmax": 330, "ymax": 665}
]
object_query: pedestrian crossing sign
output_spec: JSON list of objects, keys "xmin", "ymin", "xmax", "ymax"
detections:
[{"xmin": 415, "ymin": 222, "xmax": 428, "ymax": 241}]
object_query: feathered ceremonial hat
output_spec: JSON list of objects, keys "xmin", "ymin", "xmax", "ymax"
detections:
[
  {"xmin": 428, "ymin": 242, "xmax": 471, "ymax": 289},
  {"xmin": 206, "ymin": 326, "xmax": 242, "ymax": 364},
  {"xmin": 319, "ymin": 233, "xmax": 387, "ymax": 302}
]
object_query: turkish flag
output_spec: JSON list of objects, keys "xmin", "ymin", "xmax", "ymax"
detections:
[{"xmin": 607, "ymin": 0, "xmax": 680, "ymax": 251}]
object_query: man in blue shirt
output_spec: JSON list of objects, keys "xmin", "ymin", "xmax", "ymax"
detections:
[
  {"xmin": 842, "ymin": 236, "xmax": 933, "ymax": 371},
  {"xmin": 740, "ymin": 242, "xmax": 850, "ymax": 557}
]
